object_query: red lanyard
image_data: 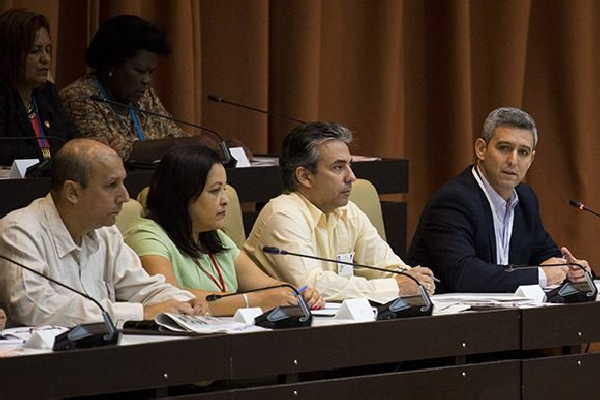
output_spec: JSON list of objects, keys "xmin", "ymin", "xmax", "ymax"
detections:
[
  {"xmin": 29, "ymin": 115, "xmax": 51, "ymax": 159},
  {"xmin": 195, "ymin": 254, "xmax": 226, "ymax": 292}
]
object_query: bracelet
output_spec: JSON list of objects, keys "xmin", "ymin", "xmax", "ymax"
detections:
[{"xmin": 242, "ymin": 293, "xmax": 250, "ymax": 308}]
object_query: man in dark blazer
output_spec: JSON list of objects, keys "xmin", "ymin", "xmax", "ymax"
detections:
[{"xmin": 408, "ymin": 107, "xmax": 589, "ymax": 293}]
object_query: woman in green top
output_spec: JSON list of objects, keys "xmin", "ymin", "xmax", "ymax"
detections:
[{"xmin": 126, "ymin": 144, "xmax": 324, "ymax": 316}]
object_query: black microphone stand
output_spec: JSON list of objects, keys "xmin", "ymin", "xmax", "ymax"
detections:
[
  {"xmin": 90, "ymin": 95, "xmax": 237, "ymax": 168},
  {"xmin": 206, "ymin": 283, "xmax": 312, "ymax": 329},
  {"xmin": 505, "ymin": 262, "xmax": 597, "ymax": 303},
  {"xmin": 0, "ymin": 254, "xmax": 120, "ymax": 350},
  {"xmin": 208, "ymin": 95, "xmax": 307, "ymax": 124},
  {"xmin": 263, "ymin": 246, "xmax": 434, "ymax": 319},
  {"xmin": 569, "ymin": 200, "xmax": 600, "ymax": 218}
]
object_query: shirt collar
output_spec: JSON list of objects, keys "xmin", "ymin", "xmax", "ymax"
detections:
[
  {"xmin": 42, "ymin": 194, "xmax": 99, "ymax": 258},
  {"xmin": 475, "ymin": 165, "xmax": 519, "ymax": 213},
  {"xmin": 292, "ymin": 192, "xmax": 347, "ymax": 230}
]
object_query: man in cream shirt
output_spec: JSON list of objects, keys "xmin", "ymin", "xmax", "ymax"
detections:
[
  {"xmin": 243, "ymin": 122, "xmax": 435, "ymax": 303},
  {"xmin": 0, "ymin": 139, "xmax": 206, "ymax": 327}
]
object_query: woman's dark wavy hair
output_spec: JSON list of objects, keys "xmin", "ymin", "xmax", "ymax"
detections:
[
  {"xmin": 0, "ymin": 8, "xmax": 50, "ymax": 87},
  {"xmin": 86, "ymin": 14, "xmax": 170, "ymax": 76},
  {"xmin": 147, "ymin": 144, "xmax": 225, "ymax": 258}
]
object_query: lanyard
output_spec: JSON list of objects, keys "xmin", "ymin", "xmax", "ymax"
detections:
[
  {"xmin": 129, "ymin": 107, "xmax": 145, "ymax": 140},
  {"xmin": 194, "ymin": 254, "xmax": 227, "ymax": 292},
  {"xmin": 96, "ymin": 79, "xmax": 145, "ymax": 140},
  {"xmin": 29, "ymin": 97, "xmax": 51, "ymax": 159}
]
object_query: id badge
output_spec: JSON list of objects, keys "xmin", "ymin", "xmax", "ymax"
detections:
[{"xmin": 337, "ymin": 252, "xmax": 355, "ymax": 278}]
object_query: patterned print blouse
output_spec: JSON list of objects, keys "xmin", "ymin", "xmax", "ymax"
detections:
[{"xmin": 60, "ymin": 73, "xmax": 189, "ymax": 159}]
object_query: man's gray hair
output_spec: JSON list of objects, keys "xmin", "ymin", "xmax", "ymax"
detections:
[
  {"xmin": 280, "ymin": 121, "xmax": 352, "ymax": 192},
  {"xmin": 482, "ymin": 107, "xmax": 538, "ymax": 147}
]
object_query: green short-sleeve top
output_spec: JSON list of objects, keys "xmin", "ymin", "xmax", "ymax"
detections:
[{"xmin": 125, "ymin": 218, "xmax": 240, "ymax": 293}]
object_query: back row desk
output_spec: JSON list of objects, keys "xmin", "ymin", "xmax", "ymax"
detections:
[
  {"xmin": 1, "ymin": 301, "xmax": 599, "ymax": 399},
  {"xmin": 0, "ymin": 158, "xmax": 409, "ymax": 255}
]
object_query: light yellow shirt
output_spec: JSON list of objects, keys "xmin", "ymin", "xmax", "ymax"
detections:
[
  {"xmin": 0, "ymin": 194, "xmax": 194, "ymax": 327},
  {"xmin": 243, "ymin": 192, "xmax": 408, "ymax": 303}
]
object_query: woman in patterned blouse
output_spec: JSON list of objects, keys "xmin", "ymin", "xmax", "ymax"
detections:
[{"xmin": 60, "ymin": 15, "xmax": 199, "ymax": 160}]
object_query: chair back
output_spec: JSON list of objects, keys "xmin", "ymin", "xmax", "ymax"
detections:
[
  {"xmin": 222, "ymin": 185, "xmax": 246, "ymax": 248},
  {"xmin": 348, "ymin": 178, "xmax": 386, "ymax": 240},
  {"xmin": 115, "ymin": 199, "xmax": 144, "ymax": 234}
]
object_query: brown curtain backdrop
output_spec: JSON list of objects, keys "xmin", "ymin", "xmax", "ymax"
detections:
[{"xmin": 4, "ymin": 0, "xmax": 600, "ymax": 269}]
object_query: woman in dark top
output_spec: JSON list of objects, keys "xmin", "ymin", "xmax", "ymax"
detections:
[{"xmin": 0, "ymin": 9, "xmax": 76, "ymax": 166}]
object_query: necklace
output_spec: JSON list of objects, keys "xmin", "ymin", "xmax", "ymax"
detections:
[{"xmin": 24, "ymin": 100, "xmax": 36, "ymax": 119}]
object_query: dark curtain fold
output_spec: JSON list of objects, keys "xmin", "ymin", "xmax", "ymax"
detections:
[{"xmin": 4, "ymin": 0, "xmax": 600, "ymax": 269}]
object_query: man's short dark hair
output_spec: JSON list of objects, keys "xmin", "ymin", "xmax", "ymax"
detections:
[
  {"xmin": 482, "ymin": 107, "xmax": 538, "ymax": 147},
  {"xmin": 280, "ymin": 122, "xmax": 352, "ymax": 192},
  {"xmin": 86, "ymin": 14, "xmax": 171, "ymax": 75}
]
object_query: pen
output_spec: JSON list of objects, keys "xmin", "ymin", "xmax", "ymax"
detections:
[{"xmin": 297, "ymin": 285, "xmax": 308, "ymax": 294}]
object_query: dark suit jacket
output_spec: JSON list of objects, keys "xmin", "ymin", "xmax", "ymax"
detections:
[
  {"xmin": 0, "ymin": 82, "xmax": 77, "ymax": 165},
  {"xmin": 407, "ymin": 166, "xmax": 561, "ymax": 293}
]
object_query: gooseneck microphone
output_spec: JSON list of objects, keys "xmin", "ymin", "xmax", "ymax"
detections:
[
  {"xmin": 208, "ymin": 94, "xmax": 307, "ymax": 124},
  {"xmin": 205, "ymin": 283, "xmax": 297, "ymax": 301},
  {"xmin": 262, "ymin": 246, "xmax": 434, "ymax": 319},
  {"xmin": 504, "ymin": 262, "xmax": 597, "ymax": 303},
  {"xmin": 263, "ymin": 246, "xmax": 425, "ymax": 286},
  {"xmin": 0, "ymin": 254, "xmax": 120, "ymax": 350},
  {"xmin": 569, "ymin": 200, "xmax": 600, "ymax": 218},
  {"xmin": 90, "ymin": 95, "xmax": 236, "ymax": 167},
  {"xmin": 206, "ymin": 282, "xmax": 312, "ymax": 329}
]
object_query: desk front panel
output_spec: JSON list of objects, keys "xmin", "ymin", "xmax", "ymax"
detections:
[
  {"xmin": 165, "ymin": 360, "xmax": 521, "ymax": 400},
  {"xmin": 0, "ymin": 335, "xmax": 229, "ymax": 399},
  {"xmin": 521, "ymin": 302, "xmax": 600, "ymax": 349},
  {"xmin": 228, "ymin": 310, "xmax": 521, "ymax": 379},
  {"xmin": 522, "ymin": 352, "xmax": 600, "ymax": 399}
]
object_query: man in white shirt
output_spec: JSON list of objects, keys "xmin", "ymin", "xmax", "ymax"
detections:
[
  {"xmin": 0, "ymin": 139, "xmax": 205, "ymax": 327},
  {"xmin": 243, "ymin": 122, "xmax": 435, "ymax": 303}
]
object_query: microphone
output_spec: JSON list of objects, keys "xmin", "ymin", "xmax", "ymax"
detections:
[
  {"xmin": 0, "ymin": 253, "xmax": 120, "ymax": 351},
  {"xmin": 208, "ymin": 94, "xmax": 307, "ymax": 124},
  {"xmin": 0, "ymin": 136, "xmax": 68, "ymax": 178},
  {"xmin": 569, "ymin": 200, "xmax": 600, "ymax": 218},
  {"xmin": 206, "ymin": 283, "xmax": 312, "ymax": 329},
  {"xmin": 90, "ymin": 95, "xmax": 236, "ymax": 168},
  {"xmin": 262, "ymin": 246, "xmax": 434, "ymax": 319},
  {"xmin": 504, "ymin": 262, "xmax": 597, "ymax": 303}
]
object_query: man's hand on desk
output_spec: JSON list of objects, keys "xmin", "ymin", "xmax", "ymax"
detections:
[
  {"xmin": 561, "ymin": 247, "xmax": 592, "ymax": 283},
  {"xmin": 395, "ymin": 266, "xmax": 435, "ymax": 296},
  {"xmin": 541, "ymin": 257, "xmax": 568, "ymax": 286},
  {"xmin": 143, "ymin": 298, "xmax": 209, "ymax": 320}
]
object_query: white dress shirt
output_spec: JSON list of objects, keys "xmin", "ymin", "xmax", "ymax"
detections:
[
  {"xmin": 0, "ymin": 194, "xmax": 194, "ymax": 327},
  {"xmin": 472, "ymin": 166, "xmax": 548, "ymax": 287}
]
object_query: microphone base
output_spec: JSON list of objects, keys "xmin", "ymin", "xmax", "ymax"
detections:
[
  {"xmin": 53, "ymin": 322, "xmax": 121, "ymax": 351},
  {"xmin": 373, "ymin": 295, "xmax": 434, "ymax": 320},
  {"xmin": 25, "ymin": 159, "xmax": 52, "ymax": 178},
  {"xmin": 546, "ymin": 281, "xmax": 598, "ymax": 304},
  {"xmin": 254, "ymin": 305, "xmax": 313, "ymax": 329}
]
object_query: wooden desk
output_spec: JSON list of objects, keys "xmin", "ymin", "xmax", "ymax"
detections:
[
  {"xmin": 0, "ymin": 309, "xmax": 519, "ymax": 399},
  {"xmin": 520, "ymin": 302, "xmax": 600, "ymax": 400},
  {"xmin": 4, "ymin": 303, "xmax": 598, "ymax": 399}
]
